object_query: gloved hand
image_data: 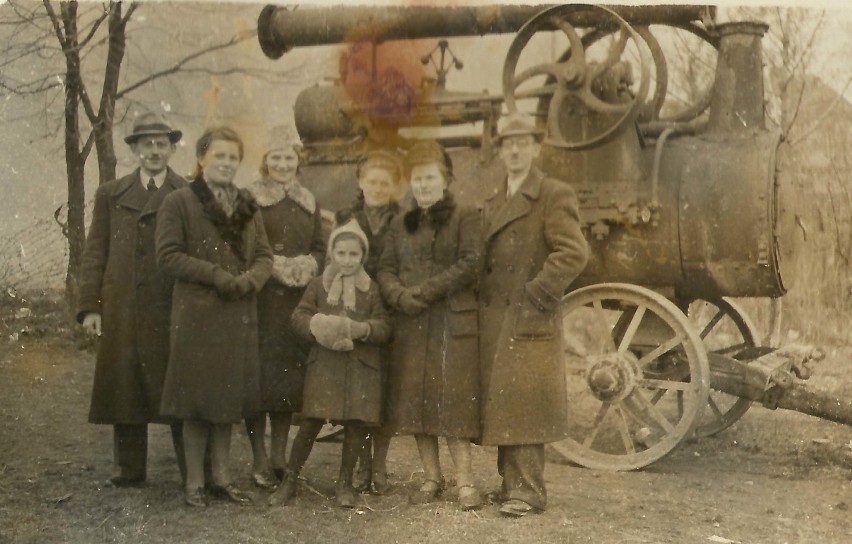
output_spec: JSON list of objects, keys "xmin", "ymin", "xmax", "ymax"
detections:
[
  {"xmin": 82, "ymin": 313, "xmax": 102, "ymax": 337},
  {"xmin": 212, "ymin": 267, "xmax": 238, "ymax": 298},
  {"xmin": 349, "ymin": 319, "xmax": 370, "ymax": 340},
  {"xmin": 234, "ymin": 274, "xmax": 254, "ymax": 297},
  {"xmin": 398, "ymin": 289, "xmax": 428, "ymax": 316}
]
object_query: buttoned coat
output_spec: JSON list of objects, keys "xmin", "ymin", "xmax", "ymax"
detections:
[
  {"xmin": 248, "ymin": 179, "xmax": 325, "ymax": 412},
  {"xmin": 378, "ymin": 197, "xmax": 483, "ymax": 439},
  {"xmin": 291, "ymin": 278, "xmax": 391, "ymax": 425},
  {"xmin": 479, "ymin": 168, "xmax": 588, "ymax": 446},
  {"xmin": 77, "ymin": 168, "xmax": 187, "ymax": 424},
  {"xmin": 156, "ymin": 179, "xmax": 273, "ymax": 424}
]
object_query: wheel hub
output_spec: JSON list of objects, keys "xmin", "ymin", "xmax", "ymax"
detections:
[{"xmin": 585, "ymin": 352, "xmax": 641, "ymax": 402}]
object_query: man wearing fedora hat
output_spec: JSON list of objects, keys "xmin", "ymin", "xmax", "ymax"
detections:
[
  {"xmin": 77, "ymin": 111, "xmax": 189, "ymax": 487},
  {"xmin": 478, "ymin": 113, "xmax": 588, "ymax": 516}
]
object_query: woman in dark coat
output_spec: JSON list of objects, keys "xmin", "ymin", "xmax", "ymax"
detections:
[
  {"xmin": 244, "ymin": 132, "xmax": 325, "ymax": 488},
  {"xmin": 377, "ymin": 140, "xmax": 483, "ymax": 511},
  {"xmin": 337, "ymin": 149, "xmax": 404, "ymax": 495},
  {"xmin": 156, "ymin": 127, "xmax": 273, "ymax": 507}
]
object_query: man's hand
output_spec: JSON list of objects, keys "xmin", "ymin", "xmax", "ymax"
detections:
[
  {"xmin": 398, "ymin": 289, "xmax": 428, "ymax": 316},
  {"xmin": 82, "ymin": 313, "xmax": 102, "ymax": 337}
]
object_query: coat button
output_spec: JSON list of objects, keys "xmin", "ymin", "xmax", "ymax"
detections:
[
  {"xmin": 485, "ymin": 266, "xmax": 493, "ymax": 274},
  {"xmin": 505, "ymin": 299, "xmax": 510, "ymax": 306},
  {"xmin": 241, "ymin": 315, "xmax": 249, "ymax": 325},
  {"xmin": 507, "ymin": 265, "xmax": 514, "ymax": 272}
]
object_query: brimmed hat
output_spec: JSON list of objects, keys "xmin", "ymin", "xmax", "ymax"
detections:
[
  {"xmin": 495, "ymin": 113, "xmax": 544, "ymax": 143},
  {"xmin": 360, "ymin": 149, "xmax": 403, "ymax": 182},
  {"xmin": 124, "ymin": 112, "xmax": 182, "ymax": 144}
]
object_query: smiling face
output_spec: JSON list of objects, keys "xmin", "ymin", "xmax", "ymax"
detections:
[
  {"xmin": 499, "ymin": 134, "xmax": 541, "ymax": 177},
  {"xmin": 265, "ymin": 146, "xmax": 299, "ymax": 184},
  {"xmin": 409, "ymin": 162, "xmax": 447, "ymax": 209},
  {"xmin": 359, "ymin": 166, "xmax": 397, "ymax": 207},
  {"xmin": 130, "ymin": 135, "xmax": 175, "ymax": 176},
  {"xmin": 331, "ymin": 236, "xmax": 364, "ymax": 276},
  {"xmin": 199, "ymin": 139, "xmax": 241, "ymax": 184}
]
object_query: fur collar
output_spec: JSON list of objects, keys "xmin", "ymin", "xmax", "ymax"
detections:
[
  {"xmin": 190, "ymin": 177, "xmax": 258, "ymax": 257},
  {"xmin": 247, "ymin": 177, "xmax": 316, "ymax": 214},
  {"xmin": 403, "ymin": 192, "xmax": 455, "ymax": 233}
]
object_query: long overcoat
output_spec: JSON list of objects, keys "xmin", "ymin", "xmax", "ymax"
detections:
[
  {"xmin": 77, "ymin": 168, "xmax": 187, "ymax": 424},
  {"xmin": 156, "ymin": 179, "xmax": 273, "ymax": 424},
  {"xmin": 377, "ymin": 197, "xmax": 483, "ymax": 439},
  {"xmin": 248, "ymin": 179, "xmax": 325, "ymax": 412},
  {"xmin": 479, "ymin": 168, "xmax": 588, "ymax": 446},
  {"xmin": 291, "ymin": 277, "xmax": 391, "ymax": 425}
]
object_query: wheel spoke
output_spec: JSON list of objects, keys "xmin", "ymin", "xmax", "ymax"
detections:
[
  {"xmin": 582, "ymin": 402, "xmax": 612, "ymax": 448},
  {"xmin": 699, "ymin": 308, "xmax": 725, "ymax": 339},
  {"xmin": 589, "ymin": 28, "xmax": 629, "ymax": 81},
  {"xmin": 578, "ymin": 86, "xmax": 631, "ymax": 114},
  {"xmin": 617, "ymin": 305, "xmax": 646, "ymax": 353},
  {"xmin": 613, "ymin": 404, "xmax": 636, "ymax": 454},
  {"xmin": 638, "ymin": 332, "xmax": 686, "ymax": 367},
  {"xmin": 515, "ymin": 63, "xmax": 562, "ymax": 86},
  {"xmin": 625, "ymin": 391, "xmax": 675, "ymax": 433},
  {"xmin": 707, "ymin": 395, "xmax": 724, "ymax": 418}
]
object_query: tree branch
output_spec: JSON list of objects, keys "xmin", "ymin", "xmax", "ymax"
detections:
[
  {"xmin": 41, "ymin": 0, "xmax": 68, "ymax": 50},
  {"xmin": 76, "ymin": 10, "xmax": 109, "ymax": 50},
  {"xmin": 788, "ymin": 74, "xmax": 852, "ymax": 146},
  {"xmin": 115, "ymin": 29, "xmax": 256, "ymax": 99}
]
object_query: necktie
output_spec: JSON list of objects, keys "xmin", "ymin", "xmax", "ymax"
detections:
[{"xmin": 147, "ymin": 178, "xmax": 157, "ymax": 192}]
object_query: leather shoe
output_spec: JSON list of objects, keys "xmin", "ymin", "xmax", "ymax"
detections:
[
  {"xmin": 499, "ymin": 499, "xmax": 541, "ymax": 517},
  {"xmin": 252, "ymin": 471, "xmax": 277, "ymax": 490},
  {"xmin": 207, "ymin": 483, "xmax": 252, "ymax": 504},
  {"xmin": 184, "ymin": 487, "xmax": 207, "ymax": 508},
  {"xmin": 107, "ymin": 476, "xmax": 144, "ymax": 488},
  {"xmin": 336, "ymin": 485, "xmax": 359, "ymax": 508},
  {"xmin": 458, "ymin": 485, "xmax": 483, "ymax": 512},
  {"xmin": 268, "ymin": 473, "xmax": 298, "ymax": 506},
  {"xmin": 409, "ymin": 478, "xmax": 443, "ymax": 505},
  {"xmin": 352, "ymin": 468, "xmax": 371, "ymax": 493},
  {"xmin": 371, "ymin": 471, "xmax": 391, "ymax": 495},
  {"xmin": 484, "ymin": 489, "xmax": 507, "ymax": 505}
]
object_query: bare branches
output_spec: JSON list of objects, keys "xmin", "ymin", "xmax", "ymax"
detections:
[
  {"xmin": 116, "ymin": 29, "xmax": 256, "ymax": 99},
  {"xmin": 788, "ymin": 73, "xmax": 852, "ymax": 147}
]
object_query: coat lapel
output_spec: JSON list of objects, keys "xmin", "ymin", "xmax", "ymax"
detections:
[
  {"xmin": 140, "ymin": 168, "xmax": 185, "ymax": 219},
  {"xmin": 485, "ymin": 169, "xmax": 544, "ymax": 240},
  {"xmin": 114, "ymin": 170, "xmax": 148, "ymax": 212}
]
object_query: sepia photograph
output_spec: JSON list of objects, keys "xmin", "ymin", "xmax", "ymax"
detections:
[{"xmin": 0, "ymin": 0, "xmax": 851, "ymax": 542}]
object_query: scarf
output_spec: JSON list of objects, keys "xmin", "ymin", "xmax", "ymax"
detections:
[{"xmin": 322, "ymin": 264, "xmax": 371, "ymax": 312}]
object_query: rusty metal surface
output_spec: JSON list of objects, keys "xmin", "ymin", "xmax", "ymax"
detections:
[{"xmin": 257, "ymin": 4, "xmax": 713, "ymax": 58}]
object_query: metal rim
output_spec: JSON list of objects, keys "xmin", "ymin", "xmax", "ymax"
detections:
[{"xmin": 552, "ymin": 283, "xmax": 710, "ymax": 471}]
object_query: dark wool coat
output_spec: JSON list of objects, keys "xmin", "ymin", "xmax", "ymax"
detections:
[
  {"xmin": 479, "ymin": 168, "xmax": 588, "ymax": 446},
  {"xmin": 377, "ymin": 196, "xmax": 483, "ymax": 439},
  {"xmin": 156, "ymin": 179, "xmax": 273, "ymax": 424},
  {"xmin": 291, "ymin": 278, "xmax": 391, "ymax": 425},
  {"xmin": 77, "ymin": 168, "xmax": 187, "ymax": 424},
  {"xmin": 249, "ymin": 180, "xmax": 325, "ymax": 412}
]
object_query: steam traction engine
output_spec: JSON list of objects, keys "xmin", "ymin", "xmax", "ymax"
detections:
[{"xmin": 258, "ymin": 4, "xmax": 844, "ymax": 470}]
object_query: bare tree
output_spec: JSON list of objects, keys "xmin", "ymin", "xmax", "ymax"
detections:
[{"xmin": 0, "ymin": 1, "xmax": 267, "ymax": 307}]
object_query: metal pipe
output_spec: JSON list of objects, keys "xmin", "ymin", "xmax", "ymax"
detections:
[{"xmin": 257, "ymin": 4, "xmax": 714, "ymax": 59}]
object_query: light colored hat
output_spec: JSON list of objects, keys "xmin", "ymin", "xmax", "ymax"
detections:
[
  {"xmin": 328, "ymin": 218, "xmax": 370, "ymax": 262},
  {"xmin": 124, "ymin": 112, "xmax": 182, "ymax": 144},
  {"xmin": 267, "ymin": 124, "xmax": 302, "ymax": 151},
  {"xmin": 495, "ymin": 113, "xmax": 544, "ymax": 142}
]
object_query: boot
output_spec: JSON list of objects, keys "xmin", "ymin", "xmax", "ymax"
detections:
[{"xmin": 268, "ymin": 470, "xmax": 298, "ymax": 506}]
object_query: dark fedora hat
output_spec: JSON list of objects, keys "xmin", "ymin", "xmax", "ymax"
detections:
[{"xmin": 124, "ymin": 112, "xmax": 182, "ymax": 144}]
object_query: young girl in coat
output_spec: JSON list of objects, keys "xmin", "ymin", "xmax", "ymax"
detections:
[{"xmin": 268, "ymin": 219, "xmax": 391, "ymax": 508}]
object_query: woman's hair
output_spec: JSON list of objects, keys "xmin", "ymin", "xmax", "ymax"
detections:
[
  {"xmin": 258, "ymin": 145, "xmax": 301, "ymax": 178},
  {"xmin": 402, "ymin": 140, "xmax": 453, "ymax": 183},
  {"xmin": 356, "ymin": 149, "xmax": 403, "ymax": 185},
  {"xmin": 191, "ymin": 126, "xmax": 244, "ymax": 178}
]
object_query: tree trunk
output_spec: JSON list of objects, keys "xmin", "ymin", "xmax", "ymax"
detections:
[{"xmin": 94, "ymin": 3, "xmax": 128, "ymax": 185}]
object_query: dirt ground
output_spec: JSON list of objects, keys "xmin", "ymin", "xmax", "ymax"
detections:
[{"xmin": 1, "ymin": 302, "xmax": 851, "ymax": 544}]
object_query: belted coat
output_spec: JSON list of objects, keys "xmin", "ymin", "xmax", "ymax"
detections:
[
  {"xmin": 156, "ymin": 179, "xmax": 273, "ymax": 424},
  {"xmin": 479, "ymin": 168, "xmax": 588, "ymax": 446},
  {"xmin": 77, "ymin": 168, "xmax": 187, "ymax": 424},
  {"xmin": 378, "ymin": 197, "xmax": 483, "ymax": 439}
]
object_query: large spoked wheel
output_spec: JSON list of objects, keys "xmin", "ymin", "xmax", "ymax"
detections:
[
  {"xmin": 687, "ymin": 298, "xmax": 759, "ymax": 437},
  {"xmin": 553, "ymin": 283, "xmax": 710, "ymax": 471},
  {"xmin": 503, "ymin": 4, "xmax": 651, "ymax": 149}
]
